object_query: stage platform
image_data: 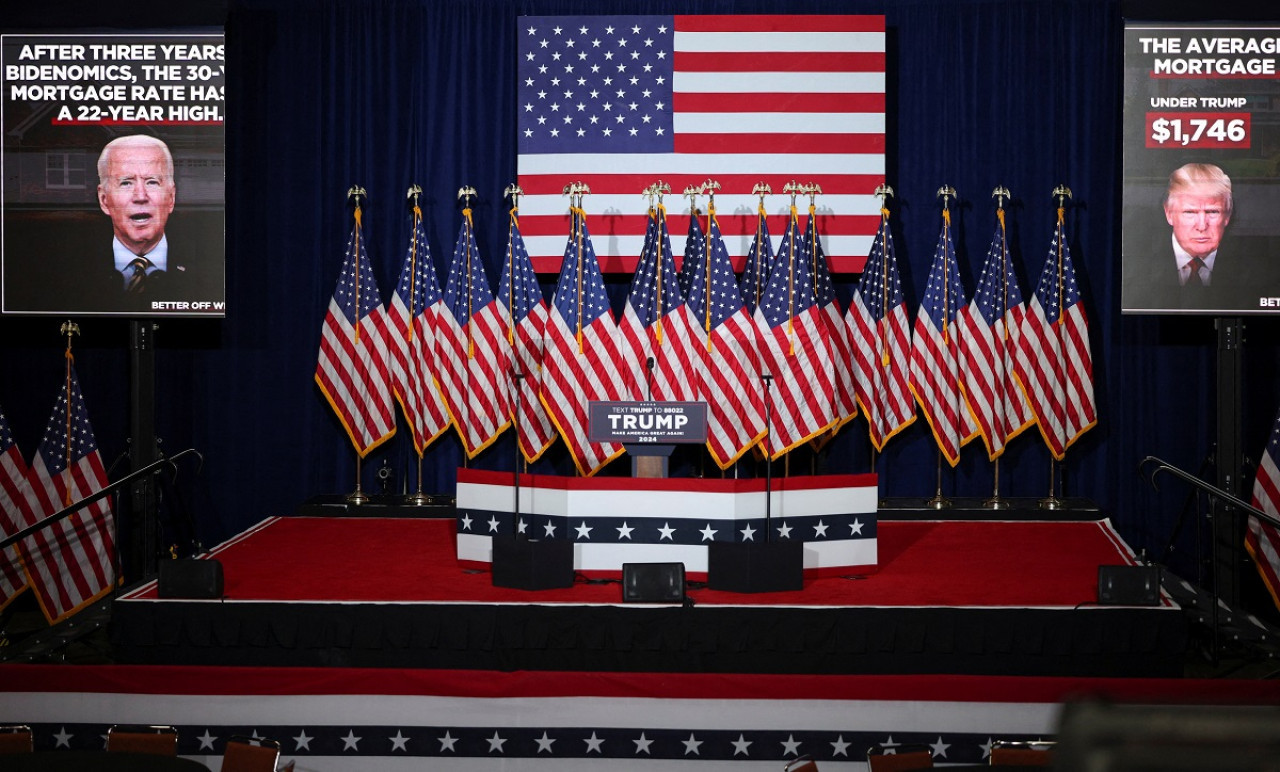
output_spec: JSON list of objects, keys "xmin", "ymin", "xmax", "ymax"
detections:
[{"xmin": 110, "ymin": 513, "xmax": 1187, "ymax": 677}]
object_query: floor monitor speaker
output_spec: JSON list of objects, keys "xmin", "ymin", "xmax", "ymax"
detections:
[
  {"xmin": 622, "ymin": 562, "xmax": 685, "ymax": 603},
  {"xmin": 158, "ymin": 559, "xmax": 224, "ymax": 599},
  {"xmin": 491, "ymin": 536, "xmax": 575, "ymax": 590},
  {"xmin": 1097, "ymin": 565, "xmax": 1161, "ymax": 606},
  {"xmin": 708, "ymin": 540, "xmax": 803, "ymax": 593}
]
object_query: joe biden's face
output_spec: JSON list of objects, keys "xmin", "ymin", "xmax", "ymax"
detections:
[{"xmin": 98, "ymin": 144, "xmax": 175, "ymax": 255}]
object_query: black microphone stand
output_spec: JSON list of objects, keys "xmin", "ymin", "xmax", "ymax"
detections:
[
  {"xmin": 512, "ymin": 370, "xmax": 524, "ymax": 541},
  {"xmin": 645, "ymin": 355, "xmax": 654, "ymax": 401},
  {"xmin": 761, "ymin": 372, "xmax": 773, "ymax": 542}
]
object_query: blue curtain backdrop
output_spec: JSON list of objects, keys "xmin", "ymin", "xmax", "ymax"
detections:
[{"xmin": 2, "ymin": 0, "xmax": 1279, "ymax": 589}]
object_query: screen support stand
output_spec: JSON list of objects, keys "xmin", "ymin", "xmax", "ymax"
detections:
[
  {"xmin": 127, "ymin": 319, "xmax": 160, "ymax": 584},
  {"xmin": 1212, "ymin": 317, "xmax": 1244, "ymax": 612}
]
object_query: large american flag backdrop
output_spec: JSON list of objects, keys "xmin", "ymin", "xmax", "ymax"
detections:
[{"xmin": 516, "ymin": 15, "xmax": 885, "ymax": 274}]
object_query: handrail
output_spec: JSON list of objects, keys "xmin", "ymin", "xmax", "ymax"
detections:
[
  {"xmin": 0, "ymin": 448, "xmax": 202, "ymax": 551},
  {"xmin": 1140, "ymin": 455, "xmax": 1280, "ymax": 530}
]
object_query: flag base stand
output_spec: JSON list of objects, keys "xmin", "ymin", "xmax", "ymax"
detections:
[
  {"xmin": 983, "ymin": 496, "xmax": 1013, "ymax": 510},
  {"xmin": 707, "ymin": 540, "xmax": 803, "ymax": 593},
  {"xmin": 492, "ymin": 535, "xmax": 575, "ymax": 590},
  {"xmin": 924, "ymin": 494, "xmax": 951, "ymax": 510},
  {"xmin": 1039, "ymin": 496, "xmax": 1064, "ymax": 510},
  {"xmin": 345, "ymin": 487, "xmax": 370, "ymax": 505},
  {"xmin": 405, "ymin": 492, "xmax": 434, "ymax": 506}
]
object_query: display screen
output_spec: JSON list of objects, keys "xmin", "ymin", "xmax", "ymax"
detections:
[
  {"xmin": 1, "ymin": 32, "xmax": 225, "ymax": 317},
  {"xmin": 1121, "ymin": 22, "xmax": 1280, "ymax": 315}
]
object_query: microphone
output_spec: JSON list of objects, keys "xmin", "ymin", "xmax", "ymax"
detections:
[{"xmin": 645, "ymin": 356, "xmax": 655, "ymax": 401}]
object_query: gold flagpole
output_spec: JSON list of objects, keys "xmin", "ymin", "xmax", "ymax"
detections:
[
  {"xmin": 1040, "ymin": 184, "xmax": 1072, "ymax": 511},
  {"xmin": 406, "ymin": 184, "xmax": 433, "ymax": 507},
  {"xmin": 926, "ymin": 185, "xmax": 956, "ymax": 511},
  {"xmin": 985, "ymin": 185, "xmax": 1013, "ymax": 511},
  {"xmin": 345, "ymin": 185, "xmax": 370, "ymax": 505}
]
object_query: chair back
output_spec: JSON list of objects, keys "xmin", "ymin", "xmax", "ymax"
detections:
[
  {"xmin": 990, "ymin": 740, "xmax": 1054, "ymax": 766},
  {"xmin": 783, "ymin": 755, "xmax": 819, "ymax": 772},
  {"xmin": 0, "ymin": 725, "xmax": 33, "ymax": 755},
  {"xmin": 222, "ymin": 736, "xmax": 281, "ymax": 772},
  {"xmin": 106, "ymin": 725, "xmax": 178, "ymax": 755},
  {"xmin": 867, "ymin": 743, "xmax": 934, "ymax": 771}
]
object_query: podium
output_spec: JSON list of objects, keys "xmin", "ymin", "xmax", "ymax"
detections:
[{"xmin": 588, "ymin": 400, "xmax": 706, "ymax": 478}]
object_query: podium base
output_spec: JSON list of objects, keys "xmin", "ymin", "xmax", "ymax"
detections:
[
  {"xmin": 491, "ymin": 537, "xmax": 575, "ymax": 591},
  {"xmin": 707, "ymin": 540, "xmax": 803, "ymax": 593}
]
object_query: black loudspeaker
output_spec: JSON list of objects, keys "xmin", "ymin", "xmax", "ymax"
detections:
[
  {"xmin": 708, "ymin": 540, "xmax": 804, "ymax": 593},
  {"xmin": 157, "ymin": 559, "xmax": 224, "ymax": 599},
  {"xmin": 491, "ymin": 536, "xmax": 575, "ymax": 590},
  {"xmin": 622, "ymin": 562, "xmax": 685, "ymax": 603},
  {"xmin": 1097, "ymin": 565, "xmax": 1161, "ymax": 606}
]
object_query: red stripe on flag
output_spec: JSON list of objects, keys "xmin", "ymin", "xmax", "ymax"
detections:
[
  {"xmin": 675, "ymin": 14, "xmax": 885, "ymax": 33},
  {"xmin": 672, "ymin": 92, "xmax": 886, "ymax": 113},
  {"xmin": 673, "ymin": 133, "xmax": 885, "ymax": 155},
  {"xmin": 673, "ymin": 51, "xmax": 886, "ymax": 73}
]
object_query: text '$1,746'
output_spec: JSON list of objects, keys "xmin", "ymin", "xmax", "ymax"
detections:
[{"xmin": 1150, "ymin": 116, "xmax": 1247, "ymax": 146}]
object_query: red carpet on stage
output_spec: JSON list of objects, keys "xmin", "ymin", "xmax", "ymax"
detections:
[
  {"xmin": 113, "ymin": 514, "xmax": 1184, "ymax": 677},
  {"xmin": 125, "ymin": 516, "xmax": 1148, "ymax": 608}
]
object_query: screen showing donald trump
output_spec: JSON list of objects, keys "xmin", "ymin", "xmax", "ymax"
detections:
[{"xmin": 1122, "ymin": 22, "xmax": 1280, "ymax": 316}]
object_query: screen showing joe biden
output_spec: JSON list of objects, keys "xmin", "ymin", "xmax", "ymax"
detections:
[
  {"xmin": 1121, "ymin": 22, "xmax": 1280, "ymax": 316},
  {"xmin": 1, "ymin": 32, "xmax": 225, "ymax": 317}
]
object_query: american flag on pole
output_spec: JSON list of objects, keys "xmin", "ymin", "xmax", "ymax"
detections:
[
  {"xmin": 516, "ymin": 15, "xmax": 885, "ymax": 273},
  {"xmin": 618, "ymin": 203, "xmax": 700, "ymax": 402},
  {"xmin": 1247, "ymin": 407, "xmax": 1280, "ymax": 613},
  {"xmin": 686, "ymin": 202, "xmax": 767, "ymax": 467},
  {"xmin": 678, "ymin": 204, "xmax": 706, "ymax": 299},
  {"xmin": 849, "ymin": 208, "xmax": 915, "ymax": 451},
  {"xmin": 315, "ymin": 203, "xmax": 398, "ymax": 457},
  {"xmin": 0, "ymin": 406, "xmax": 30, "ymax": 612},
  {"xmin": 540, "ymin": 207, "xmax": 626, "ymax": 476},
  {"xmin": 1013, "ymin": 207, "xmax": 1097, "ymax": 460},
  {"xmin": 957, "ymin": 208, "xmax": 1034, "ymax": 460},
  {"xmin": 909, "ymin": 210, "xmax": 976, "ymax": 467},
  {"xmin": 438, "ymin": 209, "xmax": 512, "ymax": 458},
  {"xmin": 739, "ymin": 199, "xmax": 776, "ymax": 313},
  {"xmin": 21, "ymin": 362, "xmax": 116, "ymax": 624},
  {"xmin": 387, "ymin": 202, "xmax": 452, "ymax": 456},
  {"xmin": 497, "ymin": 207, "xmax": 557, "ymax": 463},
  {"xmin": 806, "ymin": 202, "xmax": 857, "ymax": 429},
  {"xmin": 753, "ymin": 204, "xmax": 835, "ymax": 458}
]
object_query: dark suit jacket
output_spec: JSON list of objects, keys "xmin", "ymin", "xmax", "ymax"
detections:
[
  {"xmin": 1122, "ymin": 215, "xmax": 1280, "ymax": 314},
  {"xmin": 2, "ymin": 211, "xmax": 224, "ymax": 316}
]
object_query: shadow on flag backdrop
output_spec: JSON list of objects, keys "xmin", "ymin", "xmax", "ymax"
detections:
[
  {"xmin": 315, "ymin": 200, "xmax": 397, "ymax": 458},
  {"xmin": 1248, "ymin": 408, "xmax": 1280, "ymax": 613},
  {"xmin": 20, "ymin": 352, "xmax": 116, "ymax": 624},
  {"xmin": 515, "ymin": 14, "xmax": 885, "ymax": 274},
  {"xmin": 0, "ymin": 406, "xmax": 30, "ymax": 613},
  {"xmin": 540, "ymin": 205, "xmax": 626, "ymax": 477}
]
